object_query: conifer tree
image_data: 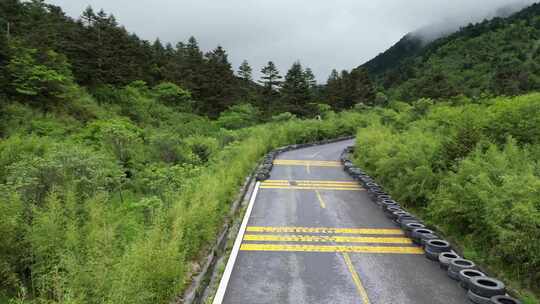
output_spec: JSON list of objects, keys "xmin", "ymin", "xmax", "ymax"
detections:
[
  {"xmin": 259, "ymin": 61, "xmax": 282, "ymax": 91},
  {"xmin": 200, "ymin": 45, "xmax": 236, "ymax": 116},
  {"xmin": 304, "ymin": 67, "xmax": 317, "ymax": 89},
  {"xmin": 238, "ymin": 60, "xmax": 252, "ymax": 82},
  {"xmin": 281, "ymin": 61, "xmax": 311, "ymax": 115}
]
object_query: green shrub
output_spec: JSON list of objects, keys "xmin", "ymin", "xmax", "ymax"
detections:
[
  {"xmin": 271, "ymin": 112, "xmax": 297, "ymax": 122},
  {"xmin": 6, "ymin": 45, "xmax": 73, "ymax": 103},
  {"xmin": 429, "ymin": 139, "xmax": 540, "ymax": 286},
  {"xmin": 152, "ymin": 82, "xmax": 193, "ymax": 111},
  {"xmin": 216, "ymin": 103, "xmax": 260, "ymax": 130}
]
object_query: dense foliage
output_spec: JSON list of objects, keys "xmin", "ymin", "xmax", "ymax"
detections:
[
  {"xmin": 362, "ymin": 3, "xmax": 540, "ymax": 101},
  {"xmin": 352, "ymin": 94, "xmax": 540, "ymax": 302},
  {"xmin": 0, "ymin": 0, "xmax": 378, "ymax": 116},
  {"xmin": 0, "ymin": 75, "xmax": 370, "ymax": 303},
  {"xmin": 2, "ymin": 1, "xmax": 540, "ymax": 303}
]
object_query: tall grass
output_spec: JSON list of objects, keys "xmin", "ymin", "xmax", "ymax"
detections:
[{"xmin": 353, "ymin": 94, "xmax": 540, "ymax": 302}]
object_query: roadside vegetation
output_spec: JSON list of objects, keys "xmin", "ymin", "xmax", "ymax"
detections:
[
  {"xmin": 1, "ymin": 0, "xmax": 540, "ymax": 303},
  {"xmin": 352, "ymin": 94, "xmax": 540, "ymax": 303},
  {"xmin": 0, "ymin": 79, "xmax": 369, "ymax": 303}
]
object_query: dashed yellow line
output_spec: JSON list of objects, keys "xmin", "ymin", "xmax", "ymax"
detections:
[
  {"xmin": 315, "ymin": 189, "xmax": 326, "ymax": 208},
  {"xmin": 343, "ymin": 252, "xmax": 372, "ymax": 304},
  {"xmin": 246, "ymin": 226, "xmax": 404, "ymax": 235},
  {"xmin": 239, "ymin": 244, "xmax": 423, "ymax": 254},
  {"xmin": 243, "ymin": 234, "xmax": 412, "ymax": 244}
]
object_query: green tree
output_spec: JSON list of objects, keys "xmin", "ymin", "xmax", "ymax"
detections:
[
  {"xmin": 345, "ymin": 67, "xmax": 376, "ymax": 107},
  {"xmin": 281, "ymin": 61, "xmax": 312, "ymax": 116},
  {"xmin": 216, "ymin": 103, "xmax": 260, "ymax": 129},
  {"xmin": 259, "ymin": 61, "xmax": 282, "ymax": 92},
  {"xmin": 152, "ymin": 82, "xmax": 193, "ymax": 111},
  {"xmin": 0, "ymin": 27, "xmax": 8, "ymax": 90},
  {"xmin": 325, "ymin": 69, "xmax": 342, "ymax": 108},
  {"xmin": 238, "ymin": 60, "xmax": 252, "ymax": 82},
  {"xmin": 304, "ymin": 67, "xmax": 317, "ymax": 89},
  {"xmin": 6, "ymin": 45, "xmax": 74, "ymax": 104},
  {"xmin": 200, "ymin": 45, "xmax": 236, "ymax": 116}
]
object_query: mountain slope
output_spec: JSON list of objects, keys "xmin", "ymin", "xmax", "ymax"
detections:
[{"xmin": 362, "ymin": 2, "xmax": 540, "ymax": 101}]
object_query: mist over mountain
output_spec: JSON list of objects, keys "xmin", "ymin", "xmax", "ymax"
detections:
[
  {"xmin": 412, "ymin": 0, "xmax": 537, "ymax": 43},
  {"xmin": 361, "ymin": 1, "xmax": 540, "ymax": 102},
  {"xmin": 362, "ymin": 1, "xmax": 539, "ymax": 79}
]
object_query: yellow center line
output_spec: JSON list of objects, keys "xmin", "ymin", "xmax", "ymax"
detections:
[
  {"xmin": 274, "ymin": 159, "xmax": 341, "ymax": 163},
  {"xmin": 273, "ymin": 160, "xmax": 342, "ymax": 167},
  {"xmin": 343, "ymin": 252, "xmax": 371, "ymax": 304},
  {"xmin": 262, "ymin": 182, "xmax": 359, "ymax": 186},
  {"xmin": 246, "ymin": 226, "xmax": 404, "ymax": 235},
  {"xmin": 315, "ymin": 189, "xmax": 326, "ymax": 208},
  {"xmin": 264, "ymin": 180, "xmax": 356, "ymax": 184},
  {"xmin": 260, "ymin": 186, "xmax": 364, "ymax": 191},
  {"xmin": 274, "ymin": 163, "xmax": 342, "ymax": 167},
  {"xmin": 260, "ymin": 184, "xmax": 361, "ymax": 188},
  {"xmin": 242, "ymin": 234, "xmax": 412, "ymax": 244},
  {"xmin": 239, "ymin": 244, "xmax": 424, "ymax": 254},
  {"xmin": 261, "ymin": 184, "xmax": 361, "ymax": 188}
]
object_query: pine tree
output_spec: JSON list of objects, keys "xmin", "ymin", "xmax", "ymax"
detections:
[
  {"xmin": 0, "ymin": 27, "xmax": 9, "ymax": 90},
  {"xmin": 304, "ymin": 67, "xmax": 317, "ymax": 89},
  {"xmin": 259, "ymin": 61, "xmax": 282, "ymax": 91},
  {"xmin": 200, "ymin": 45, "xmax": 236, "ymax": 116},
  {"xmin": 325, "ymin": 69, "xmax": 342, "ymax": 108},
  {"xmin": 344, "ymin": 67, "xmax": 376, "ymax": 107},
  {"xmin": 238, "ymin": 60, "xmax": 252, "ymax": 82},
  {"xmin": 281, "ymin": 61, "xmax": 311, "ymax": 116}
]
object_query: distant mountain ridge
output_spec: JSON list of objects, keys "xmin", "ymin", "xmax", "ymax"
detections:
[
  {"xmin": 361, "ymin": 3, "xmax": 540, "ymax": 100},
  {"xmin": 361, "ymin": 2, "xmax": 540, "ymax": 100}
]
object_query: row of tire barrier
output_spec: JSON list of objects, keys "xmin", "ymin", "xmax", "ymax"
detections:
[
  {"xmin": 340, "ymin": 146, "xmax": 522, "ymax": 304},
  {"xmin": 255, "ymin": 136, "xmax": 355, "ymax": 181}
]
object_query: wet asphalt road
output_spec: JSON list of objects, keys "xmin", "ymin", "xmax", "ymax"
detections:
[{"xmin": 220, "ymin": 140, "xmax": 469, "ymax": 304}]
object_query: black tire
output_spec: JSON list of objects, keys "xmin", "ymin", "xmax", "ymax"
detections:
[
  {"xmin": 256, "ymin": 172, "xmax": 269, "ymax": 181},
  {"xmin": 459, "ymin": 269, "xmax": 485, "ymax": 290},
  {"xmin": 391, "ymin": 210, "xmax": 409, "ymax": 221},
  {"xmin": 490, "ymin": 295, "xmax": 522, "ymax": 304},
  {"xmin": 398, "ymin": 216, "xmax": 420, "ymax": 227},
  {"xmin": 449, "ymin": 259, "xmax": 476, "ymax": 274},
  {"xmin": 411, "ymin": 228, "xmax": 434, "ymax": 245},
  {"xmin": 384, "ymin": 206, "xmax": 402, "ymax": 219},
  {"xmin": 438, "ymin": 252, "xmax": 460, "ymax": 270},
  {"xmin": 448, "ymin": 269, "xmax": 460, "ymax": 281},
  {"xmin": 425, "ymin": 239, "xmax": 451, "ymax": 253},
  {"xmin": 424, "ymin": 246, "xmax": 440, "ymax": 261},
  {"xmin": 403, "ymin": 223, "xmax": 425, "ymax": 237},
  {"xmin": 468, "ymin": 290, "xmax": 493, "ymax": 304},
  {"xmin": 469, "ymin": 277, "xmax": 506, "ymax": 298},
  {"xmin": 380, "ymin": 199, "xmax": 398, "ymax": 210},
  {"xmin": 420, "ymin": 233, "xmax": 439, "ymax": 247}
]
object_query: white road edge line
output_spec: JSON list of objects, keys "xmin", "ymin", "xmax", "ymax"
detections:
[{"xmin": 212, "ymin": 181, "xmax": 261, "ymax": 304}]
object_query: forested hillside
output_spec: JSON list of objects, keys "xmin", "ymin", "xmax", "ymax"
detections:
[
  {"xmin": 0, "ymin": 1, "xmax": 378, "ymax": 303},
  {"xmin": 362, "ymin": 3, "xmax": 540, "ymax": 101},
  {"xmin": 0, "ymin": 0, "xmax": 378, "ymax": 117},
  {"xmin": 1, "ymin": 0, "xmax": 540, "ymax": 303}
]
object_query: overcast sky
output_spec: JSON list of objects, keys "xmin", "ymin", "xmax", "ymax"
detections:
[{"xmin": 46, "ymin": 0, "xmax": 537, "ymax": 82}]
